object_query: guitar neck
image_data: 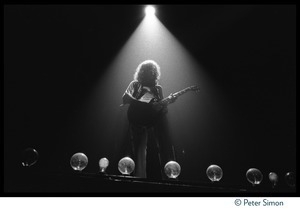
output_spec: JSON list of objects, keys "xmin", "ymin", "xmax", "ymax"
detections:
[{"xmin": 160, "ymin": 87, "xmax": 191, "ymax": 106}]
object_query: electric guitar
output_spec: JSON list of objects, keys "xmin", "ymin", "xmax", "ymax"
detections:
[{"xmin": 127, "ymin": 85, "xmax": 200, "ymax": 127}]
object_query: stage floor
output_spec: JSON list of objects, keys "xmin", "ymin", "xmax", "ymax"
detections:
[{"xmin": 4, "ymin": 171, "xmax": 296, "ymax": 195}]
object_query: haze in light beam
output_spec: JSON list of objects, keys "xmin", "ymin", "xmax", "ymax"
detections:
[
  {"xmin": 79, "ymin": 13, "xmax": 233, "ymax": 177},
  {"xmin": 99, "ymin": 13, "xmax": 218, "ymax": 94}
]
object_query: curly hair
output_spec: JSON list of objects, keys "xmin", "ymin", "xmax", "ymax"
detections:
[{"xmin": 133, "ymin": 60, "xmax": 161, "ymax": 87}]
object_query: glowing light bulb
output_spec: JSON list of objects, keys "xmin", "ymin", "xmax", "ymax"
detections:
[
  {"xmin": 99, "ymin": 157, "xmax": 109, "ymax": 173},
  {"xmin": 206, "ymin": 164, "xmax": 223, "ymax": 182},
  {"xmin": 70, "ymin": 152, "xmax": 88, "ymax": 171},
  {"xmin": 285, "ymin": 172, "xmax": 296, "ymax": 187},
  {"xmin": 118, "ymin": 157, "xmax": 135, "ymax": 175},
  {"xmin": 164, "ymin": 161, "xmax": 181, "ymax": 179},
  {"xmin": 246, "ymin": 168, "xmax": 263, "ymax": 186},
  {"xmin": 268, "ymin": 172, "xmax": 279, "ymax": 188}
]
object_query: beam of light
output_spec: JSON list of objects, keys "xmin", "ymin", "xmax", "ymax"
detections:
[{"xmin": 78, "ymin": 7, "xmax": 231, "ymax": 178}]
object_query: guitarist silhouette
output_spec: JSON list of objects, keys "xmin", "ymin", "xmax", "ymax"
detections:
[{"xmin": 121, "ymin": 60, "xmax": 199, "ymax": 180}]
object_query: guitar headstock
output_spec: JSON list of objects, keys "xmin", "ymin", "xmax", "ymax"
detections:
[{"xmin": 187, "ymin": 85, "xmax": 200, "ymax": 93}]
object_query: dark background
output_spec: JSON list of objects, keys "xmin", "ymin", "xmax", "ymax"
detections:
[{"xmin": 4, "ymin": 5, "xmax": 296, "ymax": 193}]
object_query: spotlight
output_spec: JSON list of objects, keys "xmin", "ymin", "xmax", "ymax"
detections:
[{"xmin": 145, "ymin": 5, "xmax": 156, "ymax": 17}]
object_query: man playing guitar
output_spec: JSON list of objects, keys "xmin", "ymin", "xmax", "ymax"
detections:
[{"xmin": 121, "ymin": 60, "xmax": 199, "ymax": 180}]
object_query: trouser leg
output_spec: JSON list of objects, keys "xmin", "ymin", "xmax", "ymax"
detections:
[
  {"xmin": 154, "ymin": 117, "xmax": 175, "ymax": 180},
  {"xmin": 146, "ymin": 127, "xmax": 163, "ymax": 180},
  {"xmin": 130, "ymin": 125, "xmax": 147, "ymax": 178}
]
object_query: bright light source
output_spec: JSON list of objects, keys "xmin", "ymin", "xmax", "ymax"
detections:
[{"xmin": 145, "ymin": 5, "xmax": 155, "ymax": 16}]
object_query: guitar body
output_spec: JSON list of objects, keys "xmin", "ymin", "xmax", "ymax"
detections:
[
  {"xmin": 126, "ymin": 85, "xmax": 200, "ymax": 127},
  {"xmin": 127, "ymin": 100, "xmax": 163, "ymax": 127}
]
